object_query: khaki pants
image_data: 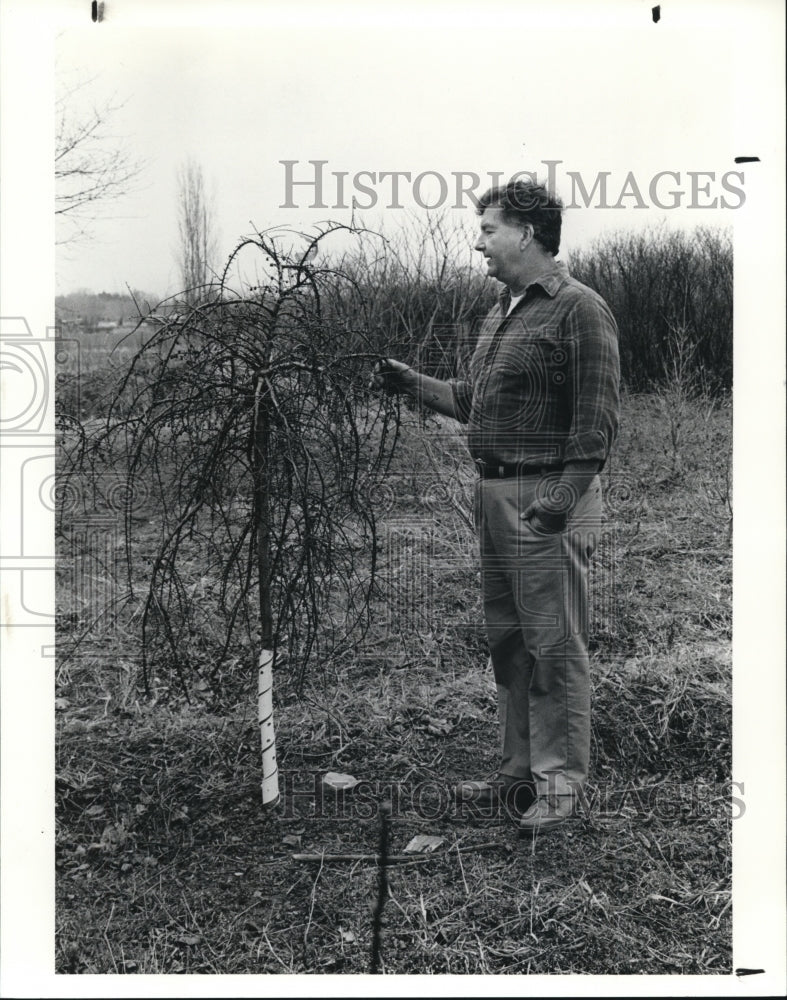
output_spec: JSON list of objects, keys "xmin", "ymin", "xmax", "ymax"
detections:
[{"xmin": 475, "ymin": 473, "xmax": 602, "ymax": 797}]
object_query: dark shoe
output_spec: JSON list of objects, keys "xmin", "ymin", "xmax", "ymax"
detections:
[
  {"xmin": 518, "ymin": 794, "xmax": 577, "ymax": 836},
  {"xmin": 452, "ymin": 775, "xmax": 536, "ymax": 819}
]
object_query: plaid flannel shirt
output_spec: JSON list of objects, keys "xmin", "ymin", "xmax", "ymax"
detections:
[{"xmin": 450, "ymin": 261, "xmax": 620, "ymax": 468}]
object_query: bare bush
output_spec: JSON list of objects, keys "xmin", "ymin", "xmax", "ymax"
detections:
[
  {"xmin": 568, "ymin": 224, "xmax": 732, "ymax": 394},
  {"xmin": 327, "ymin": 211, "xmax": 495, "ymax": 379}
]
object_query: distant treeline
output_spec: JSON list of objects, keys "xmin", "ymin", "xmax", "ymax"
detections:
[
  {"xmin": 56, "ymin": 289, "xmax": 161, "ymax": 328},
  {"xmin": 58, "ymin": 221, "xmax": 732, "ymax": 394}
]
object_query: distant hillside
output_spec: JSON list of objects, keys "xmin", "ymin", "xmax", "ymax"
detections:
[{"xmin": 56, "ymin": 290, "xmax": 163, "ymax": 328}]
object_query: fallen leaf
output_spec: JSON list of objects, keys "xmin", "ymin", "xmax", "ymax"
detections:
[
  {"xmin": 282, "ymin": 834, "xmax": 302, "ymax": 848},
  {"xmin": 173, "ymin": 932, "xmax": 202, "ymax": 947},
  {"xmin": 402, "ymin": 834, "xmax": 446, "ymax": 854},
  {"xmin": 423, "ymin": 715, "xmax": 453, "ymax": 735},
  {"xmin": 323, "ymin": 772, "xmax": 359, "ymax": 792},
  {"xmin": 99, "ymin": 822, "xmax": 129, "ymax": 851}
]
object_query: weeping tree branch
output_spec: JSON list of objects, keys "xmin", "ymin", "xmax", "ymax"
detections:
[{"xmin": 80, "ymin": 223, "xmax": 402, "ymax": 735}]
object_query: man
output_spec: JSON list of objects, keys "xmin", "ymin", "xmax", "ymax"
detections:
[{"xmin": 373, "ymin": 179, "xmax": 620, "ymax": 835}]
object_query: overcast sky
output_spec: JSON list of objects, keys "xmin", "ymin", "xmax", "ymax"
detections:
[{"xmin": 53, "ymin": 3, "xmax": 768, "ymax": 298}]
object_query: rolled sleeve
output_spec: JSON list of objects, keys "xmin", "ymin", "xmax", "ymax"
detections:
[
  {"xmin": 449, "ymin": 377, "xmax": 474, "ymax": 424},
  {"xmin": 562, "ymin": 294, "xmax": 620, "ymax": 465}
]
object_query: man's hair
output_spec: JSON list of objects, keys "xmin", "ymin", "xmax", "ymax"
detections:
[{"xmin": 477, "ymin": 179, "xmax": 563, "ymax": 256}]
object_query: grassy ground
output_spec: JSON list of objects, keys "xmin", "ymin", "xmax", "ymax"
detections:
[{"xmin": 55, "ymin": 383, "xmax": 732, "ymax": 975}]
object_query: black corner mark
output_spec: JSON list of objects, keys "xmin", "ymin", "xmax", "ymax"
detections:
[
  {"xmin": 652, "ymin": 5, "xmax": 661, "ymax": 23},
  {"xmin": 734, "ymin": 156, "xmax": 761, "ymax": 164},
  {"xmin": 735, "ymin": 968, "xmax": 765, "ymax": 976}
]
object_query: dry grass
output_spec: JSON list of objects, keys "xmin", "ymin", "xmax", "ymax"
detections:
[{"xmin": 55, "ymin": 390, "xmax": 732, "ymax": 974}]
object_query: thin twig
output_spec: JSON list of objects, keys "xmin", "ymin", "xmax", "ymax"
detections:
[
  {"xmin": 370, "ymin": 801, "xmax": 391, "ymax": 973},
  {"xmin": 454, "ymin": 834, "xmax": 470, "ymax": 896},
  {"xmin": 302, "ymin": 854, "xmax": 324, "ymax": 953},
  {"xmin": 103, "ymin": 902, "xmax": 118, "ymax": 973}
]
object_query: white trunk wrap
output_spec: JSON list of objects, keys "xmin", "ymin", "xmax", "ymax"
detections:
[{"xmin": 258, "ymin": 649, "xmax": 279, "ymax": 808}]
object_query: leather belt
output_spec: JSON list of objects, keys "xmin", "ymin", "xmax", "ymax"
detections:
[{"xmin": 475, "ymin": 460, "xmax": 562, "ymax": 480}]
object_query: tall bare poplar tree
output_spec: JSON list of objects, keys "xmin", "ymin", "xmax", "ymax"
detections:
[{"xmin": 176, "ymin": 158, "xmax": 218, "ymax": 305}]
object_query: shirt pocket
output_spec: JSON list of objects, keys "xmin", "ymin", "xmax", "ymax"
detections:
[{"xmin": 483, "ymin": 326, "xmax": 568, "ymax": 426}]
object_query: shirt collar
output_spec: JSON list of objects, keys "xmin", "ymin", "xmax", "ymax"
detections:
[{"xmin": 497, "ymin": 259, "xmax": 568, "ymax": 310}]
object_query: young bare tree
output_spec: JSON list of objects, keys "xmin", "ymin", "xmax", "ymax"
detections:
[
  {"xmin": 70, "ymin": 224, "xmax": 398, "ymax": 805},
  {"xmin": 176, "ymin": 158, "xmax": 218, "ymax": 306},
  {"xmin": 55, "ymin": 74, "xmax": 143, "ymax": 245}
]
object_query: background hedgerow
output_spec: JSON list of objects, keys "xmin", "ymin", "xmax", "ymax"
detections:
[{"xmin": 568, "ymin": 223, "xmax": 732, "ymax": 394}]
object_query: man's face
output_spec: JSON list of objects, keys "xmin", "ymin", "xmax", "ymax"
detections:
[{"xmin": 474, "ymin": 207, "xmax": 528, "ymax": 287}]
